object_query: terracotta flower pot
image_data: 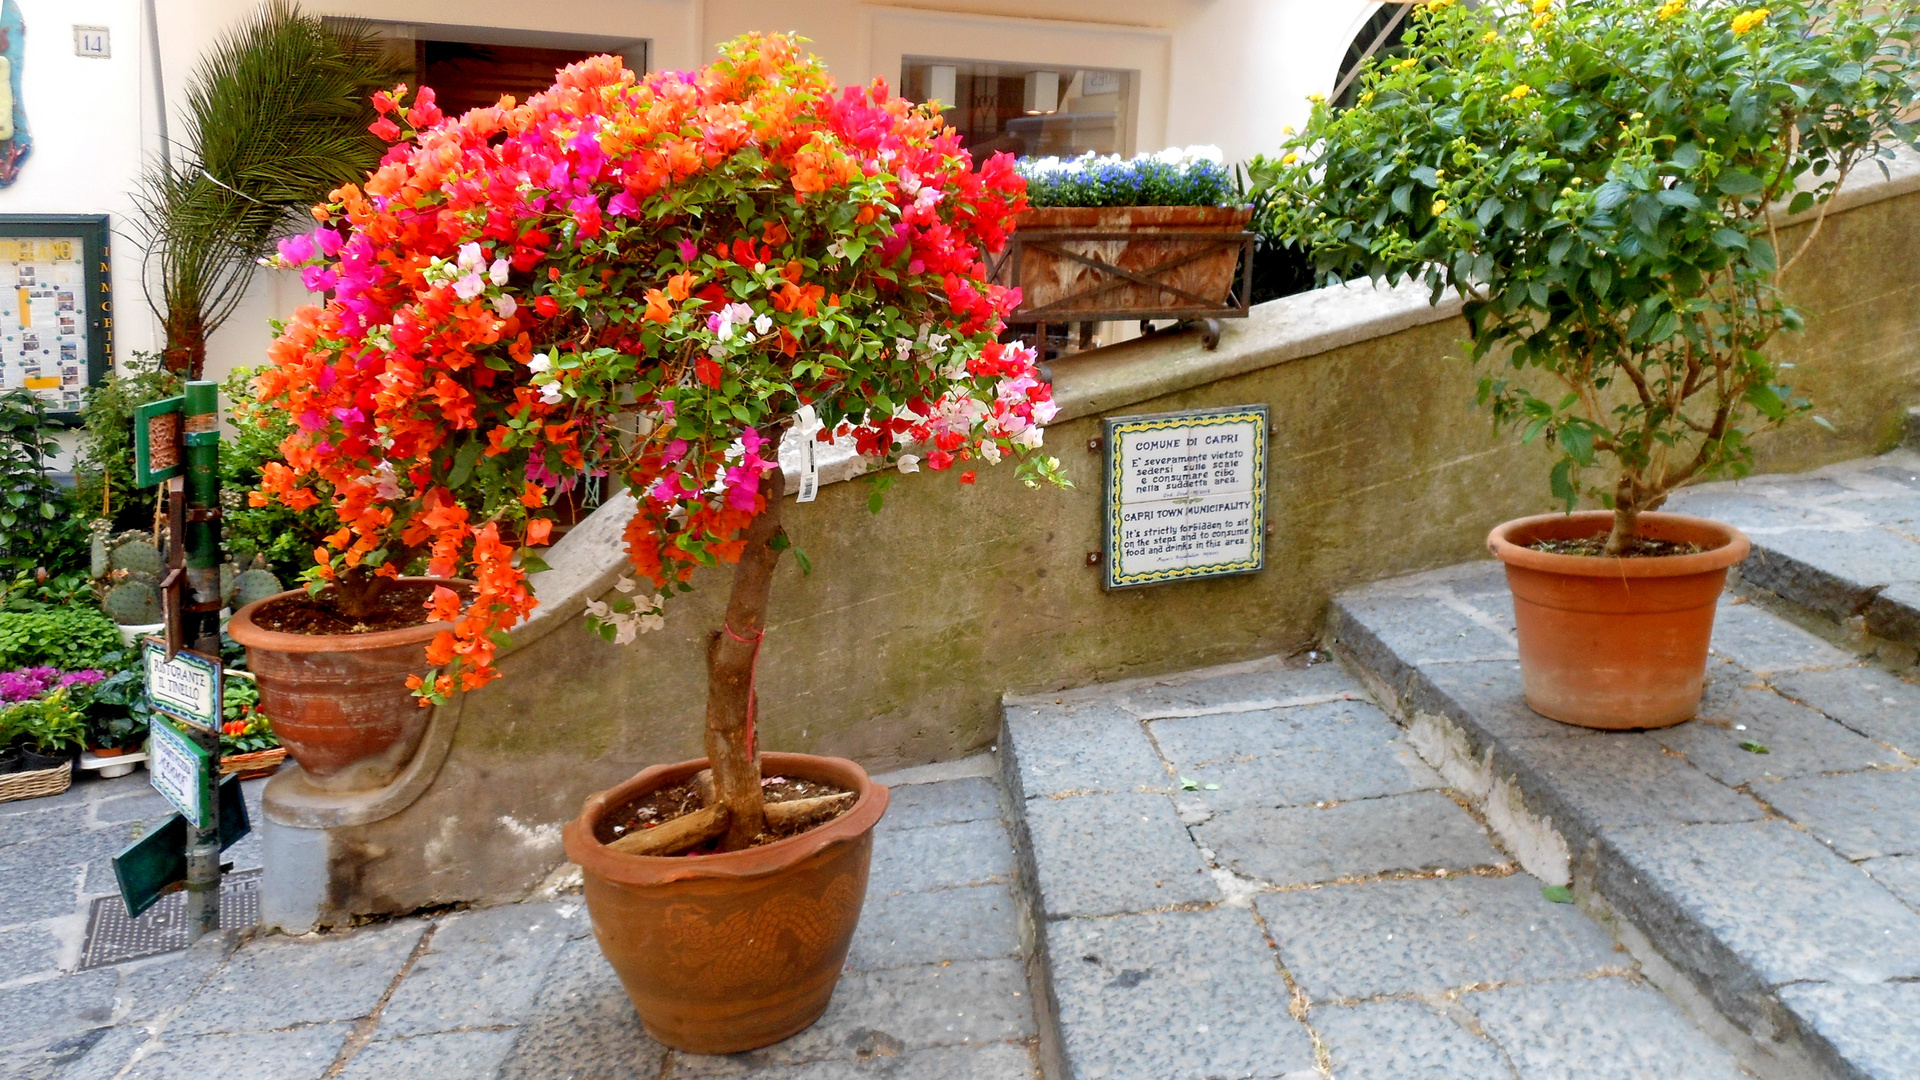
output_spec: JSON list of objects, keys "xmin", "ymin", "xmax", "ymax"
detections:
[
  {"xmin": 563, "ymin": 752, "xmax": 890, "ymax": 1054},
  {"xmin": 226, "ymin": 579, "xmax": 462, "ymax": 792},
  {"xmin": 1488, "ymin": 511, "xmax": 1751, "ymax": 730}
]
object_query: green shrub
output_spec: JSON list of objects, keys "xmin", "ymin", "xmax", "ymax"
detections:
[
  {"xmin": 72, "ymin": 353, "xmax": 182, "ymax": 532},
  {"xmin": 220, "ymin": 365, "xmax": 340, "ymax": 583},
  {"xmin": 1258, "ymin": 0, "xmax": 1920, "ymax": 552},
  {"xmin": 0, "ymin": 389, "xmax": 86, "ymax": 576},
  {"xmin": 0, "ymin": 608, "xmax": 120, "ymax": 670},
  {"xmin": 1, "ymin": 688, "xmax": 88, "ymax": 754}
]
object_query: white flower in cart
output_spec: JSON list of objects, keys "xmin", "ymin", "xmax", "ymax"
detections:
[
  {"xmin": 1154, "ymin": 146, "xmax": 1185, "ymax": 165},
  {"xmin": 896, "ymin": 453, "xmax": 920, "ymax": 474},
  {"xmin": 980, "ymin": 440, "xmax": 1002, "ymax": 464},
  {"xmin": 753, "ymin": 313, "xmax": 772, "ymax": 336},
  {"xmin": 1014, "ymin": 425, "xmax": 1045, "ymax": 450},
  {"xmin": 492, "ymin": 293, "xmax": 517, "ymax": 318},
  {"xmin": 1184, "ymin": 144, "xmax": 1225, "ymax": 166},
  {"xmin": 528, "ymin": 352, "xmax": 553, "ymax": 374},
  {"xmin": 489, "ymin": 258, "xmax": 511, "ymax": 286},
  {"xmin": 539, "ymin": 382, "xmax": 565, "ymax": 406},
  {"xmin": 457, "ymin": 242, "xmax": 485, "ymax": 271}
]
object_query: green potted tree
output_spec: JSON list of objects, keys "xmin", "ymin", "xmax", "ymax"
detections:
[
  {"xmin": 1264, "ymin": 0, "xmax": 1920, "ymax": 727},
  {"xmin": 245, "ymin": 35, "xmax": 1059, "ymax": 1049}
]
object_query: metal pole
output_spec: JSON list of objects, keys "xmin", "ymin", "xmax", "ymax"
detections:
[{"xmin": 181, "ymin": 380, "xmax": 222, "ymax": 940}]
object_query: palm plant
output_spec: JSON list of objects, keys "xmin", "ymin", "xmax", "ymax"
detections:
[{"xmin": 132, "ymin": 1, "xmax": 399, "ymax": 377}]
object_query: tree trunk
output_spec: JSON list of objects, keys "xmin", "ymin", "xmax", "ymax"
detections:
[
  {"xmin": 162, "ymin": 309, "xmax": 207, "ymax": 379},
  {"xmin": 706, "ymin": 460, "xmax": 785, "ymax": 851},
  {"xmin": 329, "ymin": 566, "xmax": 391, "ymax": 618},
  {"xmin": 1603, "ymin": 475, "xmax": 1641, "ymax": 556}
]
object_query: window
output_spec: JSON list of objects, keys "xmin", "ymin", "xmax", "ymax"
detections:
[
  {"xmin": 341, "ymin": 22, "xmax": 648, "ymax": 115},
  {"xmin": 901, "ymin": 57, "xmax": 1132, "ymax": 163}
]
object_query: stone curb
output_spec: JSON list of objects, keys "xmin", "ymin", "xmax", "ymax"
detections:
[{"xmin": 1324, "ymin": 597, "xmax": 1876, "ymax": 1080}]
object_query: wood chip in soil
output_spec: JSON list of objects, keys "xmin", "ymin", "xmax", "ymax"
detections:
[{"xmin": 596, "ymin": 775, "xmax": 855, "ymax": 850}]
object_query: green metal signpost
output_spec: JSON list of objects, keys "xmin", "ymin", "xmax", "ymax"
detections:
[{"xmin": 112, "ymin": 380, "xmax": 237, "ymax": 938}]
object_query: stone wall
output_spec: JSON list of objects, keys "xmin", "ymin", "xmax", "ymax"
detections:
[{"xmin": 261, "ymin": 153, "xmax": 1920, "ymax": 929}]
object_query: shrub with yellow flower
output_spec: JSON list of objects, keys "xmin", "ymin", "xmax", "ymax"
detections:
[{"xmin": 1251, "ymin": 0, "xmax": 1920, "ymax": 552}]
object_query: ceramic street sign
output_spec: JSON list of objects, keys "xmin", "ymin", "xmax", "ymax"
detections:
[
  {"xmin": 1103, "ymin": 405, "xmax": 1268, "ymax": 589},
  {"xmin": 113, "ymin": 812, "xmax": 188, "ymax": 918},
  {"xmin": 143, "ymin": 639, "xmax": 220, "ymax": 731},
  {"xmin": 148, "ymin": 716, "xmax": 213, "ymax": 829}
]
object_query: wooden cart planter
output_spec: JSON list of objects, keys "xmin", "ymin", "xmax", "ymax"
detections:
[{"xmin": 988, "ymin": 205, "xmax": 1255, "ymax": 355}]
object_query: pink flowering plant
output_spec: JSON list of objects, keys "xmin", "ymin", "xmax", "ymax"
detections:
[{"xmin": 253, "ymin": 34, "xmax": 1063, "ymax": 849}]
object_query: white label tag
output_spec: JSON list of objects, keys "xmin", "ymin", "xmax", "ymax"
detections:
[{"xmin": 796, "ymin": 405, "xmax": 821, "ymax": 503}]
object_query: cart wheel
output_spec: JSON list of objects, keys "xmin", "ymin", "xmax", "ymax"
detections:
[
  {"xmin": 1201, "ymin": 319, "xmax": 1222, "ymax": 350},
  {"xmin": 1139, "ymin": 319, "xmax": 1156, "ymax": 336}
]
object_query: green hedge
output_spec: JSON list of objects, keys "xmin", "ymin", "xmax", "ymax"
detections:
[{"xmin": 0, "ymin": 608, "xmax": 120, "ymax": 671}]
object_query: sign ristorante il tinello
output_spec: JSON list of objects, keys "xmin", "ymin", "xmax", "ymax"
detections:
[{"xmin": 1102, "ymin": 405, "xmax": 1268, "ymax": 589}]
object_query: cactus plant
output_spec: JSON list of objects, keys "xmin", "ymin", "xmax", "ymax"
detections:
[
  {"xmin": 231, "ymin": 567, "xmax": 284, "ymax": 609},
  {"xmin": 101, "ymin": 580, "xmax": 164, "ymax": 625}
]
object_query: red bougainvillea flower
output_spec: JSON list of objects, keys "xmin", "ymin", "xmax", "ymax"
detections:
[{"xmin": 256, "ymin": 34, "xmax": 1062, "ymax": 702}]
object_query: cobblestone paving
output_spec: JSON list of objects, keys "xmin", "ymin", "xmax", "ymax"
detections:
[
  {"xmin": 1669, "ymin": 447, "xmax": 1920, "ymax": 657},
  {"xmin": 0, "ymin": 763, "xmax": 1039, "ymax": 1080},
  {"xmin": 1003, "ymin": 658, "xmax": 1754, "ymax": 1080},
  {"xmin": 1331, "ymin": 466, "xmax": 1920, "ymax": 1080}
]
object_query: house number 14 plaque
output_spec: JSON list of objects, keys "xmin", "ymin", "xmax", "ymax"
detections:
[{"xmin": 1102, "ymin": 404, "xmax": 1268, "ymax": 589}]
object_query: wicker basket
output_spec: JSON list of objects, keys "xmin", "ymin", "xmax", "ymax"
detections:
[
  {"xmin": 0, "ymin": 761, "xmax": 73, "ymax": 803},
  {"xmin": 219, "ymin": 747, "xmax": 287, "ymax": 780}
]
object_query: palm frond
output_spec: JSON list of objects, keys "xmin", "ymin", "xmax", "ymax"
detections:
[{"xmin": 133, "ymin": 0, "xmax": 402, "ymax": 373}]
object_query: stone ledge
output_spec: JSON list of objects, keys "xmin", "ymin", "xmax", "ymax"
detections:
[
  {"xmin": 1669, "ymin": 449, "xmax": 1920, "ymax": 656},
  {"xmin": 1329, "ymin": 562, "xmax": 1920, "ymax": 1080}
]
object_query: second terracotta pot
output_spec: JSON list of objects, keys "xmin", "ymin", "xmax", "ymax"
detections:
[
  {"xmin": 226, "ymin": 579, "xmax": 461, "ymax": 792},
  {"xmin": 1488, "ymin": 511, "xmax": 1750, "ymax": 730},
  {"xmin": 563, "ymin": 752, "xmax": 889, "ymax": 1054}
]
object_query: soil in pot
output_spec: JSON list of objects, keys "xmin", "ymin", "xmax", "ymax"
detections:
[
  {"xmin": 1490, "ymin": 510, "xmax": 1749, "ymax": 730},
  {"xmin": 249, "ymin": 580, "xmax": 469, "ymax": 635},
  {"xmin": 595, "ymin": 774, "xmax": 856, "ymax": 853}
]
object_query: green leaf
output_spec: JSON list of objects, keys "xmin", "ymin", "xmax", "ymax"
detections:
[
  {"xmin": 1541, "ymin": 885, "xmax": 1574, "ymax": 904},
  {"xmin": 1716, "ymin": 169, "xmax": 1765, "ymax": 196},
  {"xmin": 1550, "ymin": 459, "xmax": 1577, "ymax": 509},
  {"xmin": 518, "ymin": 553, "xmax": 553, "ymax": 573},
  {"xmin": 1739, "ymin": 740, "xmax": 1771, "ymax": 754},
  {"xmin": 1180, "ymin": 776, "xmax": 1198, "ymax": 791},
  {"xmin": 1711, "ymin": 228, "xmax": 1749, "ymax": 250},
  {"xmin": 445, "ymin": 437, "xmax": 485, "ymax": 489},
  {"xmin": 1558, "ymin": 424, "xmax": 1595, "ymax": 466},
  {"xmin": 792, "ymin": 546, "xmax": 813, "ymax": 576},
  {"xmin": 1788, "ymin": 190, "xmax": 1815, "ymax": 216}
]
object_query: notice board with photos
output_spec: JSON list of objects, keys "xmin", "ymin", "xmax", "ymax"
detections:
[
  {"xmin": 1102, "ymin": 404, "xmax": 1268, "ymax": 589},
  {"xmin": 0, "ymin": 214, "xmax": 110, "ymax": 420}
]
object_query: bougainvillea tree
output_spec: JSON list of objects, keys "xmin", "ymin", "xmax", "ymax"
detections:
[{"xmin": 254, "ymin": 34, "xmax": 1062, "ymax": 847}]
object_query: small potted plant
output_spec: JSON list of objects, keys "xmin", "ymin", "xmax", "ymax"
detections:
[
  {"xmin": 1265, "ymin": 0, "xmax": 1920, "ymax": 727},
  {"xmin": 1000, "ymin": 147, "xmax": 1251, "ymax": 344},
  {"xmin": 0, "ymin": 685, "xmax": 88, "ymax": 800},
  {"xmin": 250, "ymin": 35, "xmax": 1058, "ymax": 1049}
]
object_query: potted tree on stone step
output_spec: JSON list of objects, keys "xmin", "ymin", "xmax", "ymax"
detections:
[
  {"xmin": 1263, "ymin": 0, "xmax": 1920, "ymax": 728},
  {"xmin": 249, "ymin": 35, "xmax": 1062, "ymax": 1051}
]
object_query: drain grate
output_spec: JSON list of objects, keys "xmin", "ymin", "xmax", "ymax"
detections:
[{"xmin": 77, "ymin": 869, "xmax": 261, "ymax": 970}]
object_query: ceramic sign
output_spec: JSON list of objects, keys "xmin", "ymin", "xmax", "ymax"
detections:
[{"xmin": 1103, "ymin": 404, "xmax": 1268, "ymax": 589}]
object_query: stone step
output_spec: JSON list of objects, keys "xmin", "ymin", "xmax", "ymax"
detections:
[
  {"xmin": 1668, "ymin": 449, "xmax": 1920, "ymax": 654},
  {"xmin": 1000, "ymin": 656, "xmax": 1755, "ymax": 1080},
  {"xmin": 1331, "ymin": 561, "xmax": 1920, "ymax": 1080}
]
